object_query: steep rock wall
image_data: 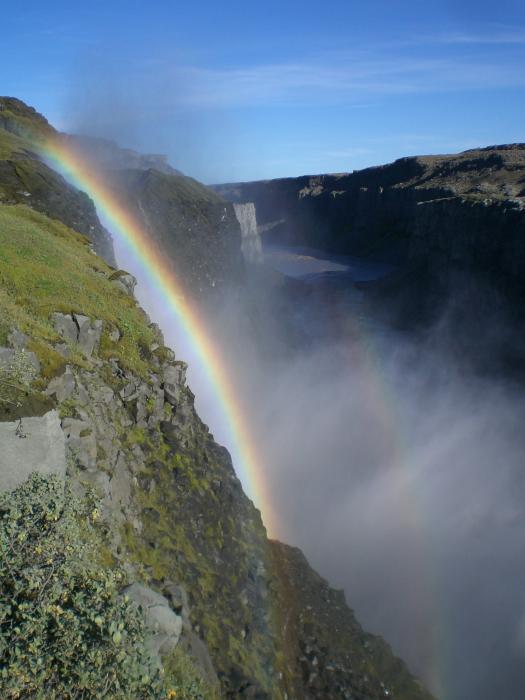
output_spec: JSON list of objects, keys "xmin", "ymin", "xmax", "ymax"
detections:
[
  {"xmin": 214, "ymin": 146, "xmax": 525, "ymax": 325},
  {"xmin": 107, "ymin": 168, "xmax": 245, "ymax": 299}
]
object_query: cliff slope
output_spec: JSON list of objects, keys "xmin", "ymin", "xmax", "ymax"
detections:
[
  {"xmin": 107, "ymin": 167, "xmax": 245, "ymax": 299},
  {"xmin": 0, "ymin": 97, "xmax": 115, "ymax": 264},
  {"xmin": 0, "ymin": 202, "xmax": 433, "ymax": 699},
  {"xmin": 0, "ymin": 98, "xmax": 434, "ymax": 699}
]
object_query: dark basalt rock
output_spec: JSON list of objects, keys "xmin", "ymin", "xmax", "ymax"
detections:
[
  {"xmin": 214, "ymin": 146, "xmax": 525, "ymax": 363},
  {"xmin": 106, "ymin": 167, "xmax": 245, "ymax": 300}
]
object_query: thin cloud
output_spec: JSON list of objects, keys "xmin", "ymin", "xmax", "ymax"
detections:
[
  {"xmin": 434, "ymin": 29, "xmax": 525, "ymax": 45},
  {"xmin": 172, "ymin": 54, "xmax": 525, "ymax": 108}
]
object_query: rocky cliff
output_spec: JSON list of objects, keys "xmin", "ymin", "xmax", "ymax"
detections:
[
  {"xmin": 214, "ymin": 147, "xmax": 525, "ymax": 330},
  {"xmin": 0, "ymin": 96, "xmax": 245, "ymax": 301},
  {"xmin": 0, "ymin": 99, "xmax": 434, "ymax": 699},
  {"xmin": 106, "ymin": 167, "xmax": 245, "ymax": 299}
]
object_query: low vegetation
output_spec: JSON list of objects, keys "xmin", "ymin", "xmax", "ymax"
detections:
[
  {"xmin": 0, "ymin": 473, "xmax": 214, "ymax": 699},
  {"xmin": 0, "ymin": 473, "xmax": 164, "ymax": 699}
]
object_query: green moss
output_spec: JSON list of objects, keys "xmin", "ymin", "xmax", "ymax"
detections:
[
  {"xmin": 58, "ymin": 398, "xmax": 79, "ymax": 419},
  {"xmin": 126, "ymin": 426, "xmax": 148, "ymax": 446},
  {"xmin": 163, "ymin": 647, "xmax": 219, "ymax": 700},
  {"xmin": 0, "ymin": 126, "xmax": 34, "ymax": 159}
]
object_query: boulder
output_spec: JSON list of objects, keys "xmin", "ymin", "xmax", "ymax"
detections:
[
  {"xmin": 0, "ymin": 410, "xmax": 66, "ymax": 493},
  {"xmin": 110, "ymin": 272, "xmax": 137, "ymax": 297},
  {"xmin": 7, "ymin": 328, "xmax": 28, "ymax": 349},
  {"xmin": 123, "ymin": 583, "xmax": 183, "ymax": 657},
  {"xmin": 51, "ymin": 312, "xmax": 103, "ymax": 357},
  {"xmin": 46, "ymin": 366, "xmax": 75, "ymax": 402},
  {"xmin": 73, "ymin": 314, "xmax": 103, "ymax": 357},
  {"xmin": 51, "ymin": 312, "xmax": 78, "ymax": 344}
]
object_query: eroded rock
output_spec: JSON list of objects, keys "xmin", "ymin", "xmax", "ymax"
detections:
[
  {"xmin": 0, "ymin": 410, "xmax": 66, "ymax": 493},
  {"xmin": 51, "ymin": 312, "xmax": 103, "ymax": 358},
  {"xmin": 123, "ymin": 583, "xmax": 183, "ymax": 657},
  {"xmin": 7, "ymin": 328, "xmax": 28, "ymax": 349},
  {"xmin": 110, "ymin": 271, "xmax": 137, "ymax": 297},
  {"xmin": 46, "ymin": 366, "xmax": 75, "ymax": 402}
]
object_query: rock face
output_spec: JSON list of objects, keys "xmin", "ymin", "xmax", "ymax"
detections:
[
  {"xmin": 0, "ymin": 410, "xmax": 66, "ymax": 493},
  {"xmin": 104, "ymin": 167, "xmax": 245, "ymax": 299},
  {"xmin": 233, "ymin": 202, "xmax": 263, "ymax": 264},
  {"xmin": 123, "ymin": 583, "xmax": 183, "ymax": 658},
  {"xmin": 269, "ymin": 542, "xmax": 434, "ymax": 700},
  {"xmin": 214, "ymin": 146, "xmax": 525, "ymax": 327}
]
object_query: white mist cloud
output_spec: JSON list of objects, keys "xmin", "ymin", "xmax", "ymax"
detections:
[
  {"xmin": 176, "ymin": 278, "xmax": 525, "ymax": 700},
  {"xmin": 102, "ymin": 213, "xmax": 525, "ymax": 700}
]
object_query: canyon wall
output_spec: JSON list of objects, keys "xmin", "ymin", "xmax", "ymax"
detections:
[
  {"xmin": 214, "ymin": 146, "xmax": 525, "ymax": 326},
  {"xmin": 0, "ymin": 98, "xmax": 434, "ymax": 699}
]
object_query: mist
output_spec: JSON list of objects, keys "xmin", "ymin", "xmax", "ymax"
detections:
[{"xmin": 109, "ymin": 223, "xmax": 525, "ymax": 700}]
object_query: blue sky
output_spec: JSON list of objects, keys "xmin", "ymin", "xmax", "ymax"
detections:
[{"xmin": 2, "ymin": 0, "xmax": 525, "ymax": 182}]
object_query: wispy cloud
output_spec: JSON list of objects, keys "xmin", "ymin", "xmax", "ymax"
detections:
[
  {"xmin": 71, "ymin": 24, "xmax": 525, "ymax": 117},
  {"xmin": 432, "ymin": 29, "xmax": 525, "ymax": 45},
  {"xmin": 170, "ymin": 51, "xmax": 525, "ymax": 108}
]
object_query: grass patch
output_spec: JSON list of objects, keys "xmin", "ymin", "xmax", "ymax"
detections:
[
  {"xmin": 0, "ymin": 204, "xmax": 155, "ymax": 377},
  {"xmin": 0, "ymin": 126, "xmax": 34, "ymax": 159}
]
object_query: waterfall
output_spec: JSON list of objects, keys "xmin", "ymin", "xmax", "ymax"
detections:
[{"xmin": 233, "ymin": 203, "xmax": 263, "ymax": 264}]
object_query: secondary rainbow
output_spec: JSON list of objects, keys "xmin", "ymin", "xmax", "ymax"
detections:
[{"xmin": 40, "ymin": 137, "xmax": 278, "ymax": 535}]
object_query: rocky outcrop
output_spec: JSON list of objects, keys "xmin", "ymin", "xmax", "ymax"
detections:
[
  {"xmin": 233, "ymin": 202, "xmax": 263, "ymax": 264},
  {"xmin": 51, "ymin": 312, "xmax": 104, "ymax": 357},
  {"xmin": 124, "ymin": 583, "xmax": 183, "ymax": 658},
  {"xmin": 0, "ymin": 410, "xmax": 66, "ymax": 493},
  {"xmin": 0, "ymin": 273, "xmax": 433, "ymax": 698},
  {"xmin": 103, "ymin": 167, "xmax": 245, "ymax": 299}
]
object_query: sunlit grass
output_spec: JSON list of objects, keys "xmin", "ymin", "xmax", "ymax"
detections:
[{"xmin": 0, "ymin": 204, "xmax": 155, "ymax": 377}]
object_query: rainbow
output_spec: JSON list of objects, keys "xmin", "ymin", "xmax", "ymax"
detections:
[{"xmin": 39, "ymin": 137, "xmax": 279, "ymax": 536}]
